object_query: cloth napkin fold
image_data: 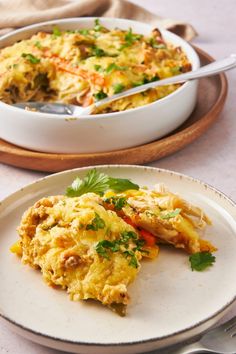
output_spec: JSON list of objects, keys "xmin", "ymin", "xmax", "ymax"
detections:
[{"xmin": 0, "ymin": 0, "xmax": 197, "ymax": 40}]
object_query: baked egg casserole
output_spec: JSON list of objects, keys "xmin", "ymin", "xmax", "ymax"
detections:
[
  {"xmin": 0, "ymin": 19, "xmax": 191, "ymax": 113},
  {"xmin": 11, "ymin": 170, "xmax": 216, "ymax": 315}
]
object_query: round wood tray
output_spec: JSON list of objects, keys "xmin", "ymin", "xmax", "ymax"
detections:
[{"xmin": 0, "ymin": 47, "xmax": 228, "ymax": 173}]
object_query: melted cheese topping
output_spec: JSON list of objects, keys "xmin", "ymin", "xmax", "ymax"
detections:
[
  {"xmin": 16, "ymin": 193, "xmax": 149, "ymax": 314},
  {"xmin": 0, "ymin": 22, "xmax": 191, "ymax": 113},
  {"xmin": 106, "ymin": 186, "xmax": 216, "ymax": 254}
]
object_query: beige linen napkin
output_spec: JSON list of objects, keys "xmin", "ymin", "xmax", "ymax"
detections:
[{"xmin": 0, "ymin": 0, "xmax": 197, "ymax": 40}]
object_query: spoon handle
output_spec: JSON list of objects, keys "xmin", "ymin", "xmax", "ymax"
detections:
[{"xmin": 93, "ymin": 54, "xmax": 236, "ymax": 111}]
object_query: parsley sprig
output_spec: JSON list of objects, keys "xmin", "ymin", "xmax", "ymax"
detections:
[
  {"xmin": 66, "ymin": 169, "xmax": 139, "ymax": 197},
  {"xmin": 189, "ymin": 252, "xmax": 216, "ymax": 271}
]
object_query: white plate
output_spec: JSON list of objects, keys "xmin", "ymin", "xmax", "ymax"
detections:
[{"xmin": 0, "ymin": 165, "xmax": 236, "ymax": 354}]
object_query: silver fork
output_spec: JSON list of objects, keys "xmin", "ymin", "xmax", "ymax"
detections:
[
  {"xmin": 13, "ymin": 54, "xmax": 236, "ymax": 116},
  {"xmin": 173, "ymin": 316, "xmax": 236, "ymax": 354}
]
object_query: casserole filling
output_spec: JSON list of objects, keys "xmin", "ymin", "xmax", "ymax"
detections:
[
  {"xmin": 0, "ymin": 20, "xmax": 192, "ymax": 113},
  {"xmin": 11, "ymin": 169, "xmax": 216, "ymax": 316}
]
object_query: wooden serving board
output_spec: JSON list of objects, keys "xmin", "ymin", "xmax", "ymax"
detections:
[{"xmin": 0, "ymin": 47, "xmax": 228, "ymax": 173}]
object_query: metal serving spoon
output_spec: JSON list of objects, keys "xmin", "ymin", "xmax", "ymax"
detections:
[{"xmin": 14, "ymin": 54, "xmax": 236, "ymax": 116}]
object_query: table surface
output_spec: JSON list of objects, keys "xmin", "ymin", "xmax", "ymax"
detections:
[{"xmin": 1, "ymin": 0, "xmax": 236, "ymax": 353}]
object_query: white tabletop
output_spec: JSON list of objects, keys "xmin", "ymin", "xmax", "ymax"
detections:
[{"xmin": 1, "ymin": 0, "xmax": 236, "ymax": 353}]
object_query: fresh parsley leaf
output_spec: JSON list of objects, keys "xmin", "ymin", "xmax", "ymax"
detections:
[
  {"xmin": 123, "ymin": 250, "xmax": 139, "ymax": 268},
  {"xmin": 94, "ymin": 18, "xmax": 102, "ymax": 31},
  {"xmin": 94, "ymin": 231, "xmax": 142, "ymax": 268},
  {"xmin": 94, "ymin": 64, "xmax": 103, "ymax": 72},
  {"xmin": 105, "ymin": 63, "xmax": 128, "ymax": 74},
  {"xmin": 78, "ymin": 29, "xmax": 89, "ymax": 35},
  {"xmin": 129, "ymin": 254, "xmax": 139, "ymax": 268},
  {"xmin": 66, "ymin": 169, "xmax": 110, "ymax": 197},
  {"xmin": 86, "ymin": 212, "xmax": 105, "ymax": 231},
  {"xmin": 95, "ymin": 241, "xmax": 110, "ymax": 259},
  {"xmin": 149, "ymin": 38, "xmax": 166, "ymax": 49},
  {"xmin": 171, "ymin": 66, "xmax": 182, "ymax": 74},
  {"xmin": 134, "ymin": 239, "xmax": 146, "ymax": 251},
  {"xmin": 52, "ymin": 26, "xmax": 61, "ymax": 37},
  {"xmin": 125, "ymin": 28, "xmax": 142, "ymax": 44},
  {"xmin": 189, "ymin": 252, "xmax": 216, "ymax": 271},
  {"xmin": 132, "ymin": 75, "xmax": 160, "ymax": 87},
  {"xmin": 153, "ymin": 43, "xmax": 166, "ymax": 49},
  {"xmin": 66, "ymin": 169, "xmax": 140, "ymax": 197},
  {"xmin": 104, "ymin": 196, "xmax": 127, "ymax": 211},
  {"xmin": 21, "ymin": 53, "xmax": 40, "ymax": 64},
  {"xmin": 160, "ymin": 208, "xmax": 182, "ymax": 219},
  {"xmin": 93, "ymin": 91, "xmax": 108, "ymax": 101},
  {"xmin": 108, "ymin": 177, "xmax": 139, "ymax": 192},
  {"xmin": 120, "ymin": 231, "xmax": 138, "ymax": 243},
  {"xmin": 120, "ymin": 28, "xmax": 142, "ymax": 50},
  {"xmin": 113, "ymin": 83, "xmax": 125, "ymax": 94},
  {"xmin": 95, "ymin": 239, "xmax": 120, "ymax": 259},
  {"xmin": 91, "ymin": 46, "xmax": 106, "ymax": 57},
  {"xmin": 144, "ymin": 75, "xmax": 160, "ymax": 83},
  {"xmin": 34, "ymin": 41, "xmax": 42, "ymax": 49}
]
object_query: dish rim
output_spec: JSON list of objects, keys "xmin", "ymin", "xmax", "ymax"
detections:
[
  {"xmin": 0, "ymin": 164, "xmax": 236, "ymax": 347},
  {"xmin": 0, "ymin": 17, "xmax": 200, "ymax": 120}
]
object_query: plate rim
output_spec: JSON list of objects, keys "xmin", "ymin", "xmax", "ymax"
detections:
[{"xmin": 0, "ymin": 164, "xmax": 236, "ymax": 348}]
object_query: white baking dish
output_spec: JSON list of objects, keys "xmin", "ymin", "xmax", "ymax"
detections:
[{"xmin": 0, "ymin": 17, "xmax": 200, "ymax": 153}]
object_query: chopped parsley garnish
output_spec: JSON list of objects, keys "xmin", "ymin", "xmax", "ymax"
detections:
[
  {"xmin": 123, "ymin": 250, "xmax": 139, "ymax": 268},
  {"xmin": 189, "ymin": 252, "xmax": 216, "ymax": 271},
  {"xmin": 120, "ymin": 231, "xmax": 138, "ymax": 243},
  {"xmin": 91, "ymin": 46, "xmax": 106, "ymax": 57},
  {"xmin": 113, "ymin": 83, "xmax": 125, "ymax": 94},
  {"xmin": 93, "ymin": 91, "xmax": 108, "ymax": 101},
  {"xmin": 95, "ymin": 230, "xmax": 141, "ymax": 268},
  {"xmin": 171, "ymin": 66, "xmax": 182, "ymax": 74},
  {"xmin": 52, "ymin": 26, "xmax": 61, "ymax": 37},
  {"xmin": 94, "ymin": 64, "xmax": 103, "ymax": 72},
  {"xmin": 104, "ymin": 196, "xmax": 127, "ymax": 210},
  {"xmin": 21, "ymin": 53, "xmax": 40, "ymax": 64},
  {"xmin": 120, "ymin": 28, "xmax": 142, "ymax": 50},
  {"xmin": 66, "ymin": 169, "xmax": 139, "ymax": 197},
  {"xmin": 34, "ymin": 41, "xmax": 42, "ymax": 49},
  {"xmin": 132, "ymin": 75, "xmax": 160, "ymax": 87},
  {"xmin": 149, "ymin": 38, "xmax": 166, "ymax": 49},
  {"xmin": 78, "ymin": 29, "xmax": 89, "ymax": 35},
  {"xmin": 144, "ymin": 75, "xmax": 160, "ymax": 83},
  {"xmin": 105, "ymin": 63, "xmax": 128, "ymax": 74},
  {"xmin": 94, "ymin": 19, "xmax": 102, "ymax": 32},
  {"xmin": 86, "ymin": 212, "xmax": 105, "ymax": 231},
  {"xmin": 95, "ymin": 240, "xmax": 111, "ymax": 259},
  {"xmin": 160, "ymin": 208, "xmax": 181, "ymax": 219}
]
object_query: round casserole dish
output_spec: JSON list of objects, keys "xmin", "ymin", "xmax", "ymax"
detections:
[{"xmin": 0, "ymin": 17, "xmax": 200, "ymax": 153}]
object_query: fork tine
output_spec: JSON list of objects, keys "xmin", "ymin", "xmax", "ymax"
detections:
[{"xmin": 221, "ymin": 316, "xmax": 236, "ymax": 331}]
